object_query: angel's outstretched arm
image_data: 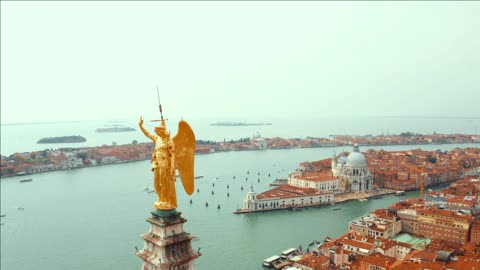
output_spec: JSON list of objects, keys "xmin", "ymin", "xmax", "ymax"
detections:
[{"xmin": 139, "ymin": 116, "xmax": 155, "ymax": 141}]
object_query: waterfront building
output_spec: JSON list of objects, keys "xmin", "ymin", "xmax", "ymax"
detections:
[
  {"xmin": 28, "ymin": 163, "xmax": 56, "ymax": 173},
  {"xmin": 254, "ymin": 138, "xmax": 268, "ymax": 150},
  {"xmin": 331, "ymin": 144, "xmax": 374, "ymax": 192},
  {"xmin": 417, "ymin": 208, "xmax": 473, "ymax": 244},
  {"xmin": 288, "ymin": 171, "xmax": 338, "ymax": 191},
  {"xmin": 100, "ymin": 156, "xmax": 120, "ymax": 164},
  {"xmin": 241, "ymin": 185, "xmax": 333, "ymax": 212},
  {"xmin": 60, "ymin": 153, "xmax": 84, "ymax": 169}
]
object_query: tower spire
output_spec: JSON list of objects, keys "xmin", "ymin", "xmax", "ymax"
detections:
[{"xmin": 156, "ymin": 85, "xmax": 165, "ymax": 125}]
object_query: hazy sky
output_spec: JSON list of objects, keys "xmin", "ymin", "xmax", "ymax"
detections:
[{"xmin": 1, "ymin": 1, "xmax": 479, "ymax": 124}]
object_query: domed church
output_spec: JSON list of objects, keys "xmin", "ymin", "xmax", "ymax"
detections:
[{"xmin": 332, "ymin": 144, "xmax": 374, "ymax": 192}]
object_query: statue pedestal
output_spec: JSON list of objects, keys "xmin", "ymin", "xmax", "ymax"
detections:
[{"xmin": 136, "ymin": 209, "xmax": 200, "ymax": 270}]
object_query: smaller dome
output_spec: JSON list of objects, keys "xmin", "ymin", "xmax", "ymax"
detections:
[
  {"xmin": 346, "ymin": 152, "xmax": 367, "ymax": 167},
  {"xmin": 337, "ymin": 155, "xmax": 348, "ymax": 164}
]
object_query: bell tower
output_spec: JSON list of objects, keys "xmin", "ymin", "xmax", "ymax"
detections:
[{"xmin": 136, "ymin": 209, "xmax": 201, "ymax": 270}]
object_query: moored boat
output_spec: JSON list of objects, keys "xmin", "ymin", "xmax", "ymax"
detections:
[
  {"xmin": 262, "ymin": 255, "xmax": 280, "ymax": 267},
  {"xmin": 144, "ymin": 187, "xmax": 155, "ymax": 193},
  {"xmin": 19, "ymin": 178, "xmax": 33, "ymax": 183}
]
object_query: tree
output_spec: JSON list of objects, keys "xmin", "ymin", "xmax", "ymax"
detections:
[
  {"xmin": 40, "ymin": 150, "xmax": 48, "ymax": 158},
  {"xmin": 426, "ymin": 155, "xmax": 437, "ymax": 163},
  {"xmin": 76, "ymin": 152, "xmax": 88, "ymax": 161},
  {"xmin": 112, "ymin": 141, "xmax": 117, "ymax": 146},
  {"xmin": 132, "ymin": 140, "xmax": 138, "ymax": 145}
]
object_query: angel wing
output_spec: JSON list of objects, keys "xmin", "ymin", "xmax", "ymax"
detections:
[{"xmin": 173, "ymin": 120, "xmax": 196, "ymax": 195}]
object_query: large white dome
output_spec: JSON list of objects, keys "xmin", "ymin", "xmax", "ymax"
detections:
[{"xmin": 346, "ymin": 152, "xmax": 367, "ymax": 167}]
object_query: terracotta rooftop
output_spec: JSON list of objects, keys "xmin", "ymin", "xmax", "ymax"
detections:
[
  {"xmin": 296, "ymin": 171, "xmax": 336, "ymax": 181},
  {"xmin": 342, "ymin": 239, "xmax": 375, "ymax": 251},
  {"xmin": 256, "ymin": 184, "xmax": 330, "ymax": 200},
  {"xmin": 295, "ymin": 253, "xmax": 329, "ymax": 269}
]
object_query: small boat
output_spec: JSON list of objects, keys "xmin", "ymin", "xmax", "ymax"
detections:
[
  {"xmin": 308, "ymin": 241, "xmax": 314, "ymax": 246},
  {"xmin": 194, "ymin": 176, "xmax": 204, "ymax": 179},
  {"xmin": 17, "ymin": 207, "xmax": 24, "ymax": 210},
  {"xmin": 358, "ymin": 198, "xmax": 368, "ymax": 202},
  {"xmin": 19, "ymin": 178, "xmax": 32, "ymax": 183},
  {"xmin": 333, "ymin": 207, "xmax": 341, "ymax": 211},
  {"xmin": 395, "ymin": 191, "xmax": 405, "ymax": 196},
  {"xmin": 144, "ymin": 187, "xmax": 155, "ymax": 193},
  {"xmin": 217, "ymin": 204, "xmax": 221, "ymax": 209}
]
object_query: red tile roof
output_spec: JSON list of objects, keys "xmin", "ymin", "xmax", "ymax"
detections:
[{"xmin": 256, "ymin": 184, "xmax": 330, "ymax": 200}]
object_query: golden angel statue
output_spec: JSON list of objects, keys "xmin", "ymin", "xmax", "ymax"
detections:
[{"xmin": 139, "ymin": 116, "xmax": 196, "ymax": 210}]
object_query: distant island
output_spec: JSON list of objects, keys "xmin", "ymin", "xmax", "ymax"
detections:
[
  {"xmin": 95, "ymin": 126, "xmax": 136, "ymax": 133},
  {"xmin": 37, "ymin": 135, "xmax": 87, "ymax": 144},
  {"xmin": 211, "ymin": 122, "xmax": 272, "ymax": 126}
]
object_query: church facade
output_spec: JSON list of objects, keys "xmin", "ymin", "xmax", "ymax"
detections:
[{"xmin": 332, "ymin": 144, "xmax": 374, "ymax": 192}]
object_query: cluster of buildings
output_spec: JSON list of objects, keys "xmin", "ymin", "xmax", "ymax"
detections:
[
  {"xmin": 366, "ymin": 147, "xmax": 480, "ymax": 191},
  {"xmin": 202, "ymin": 133, "xmax": 479, "ymax": 152},
  {"xmin": 239, "ymin": 146, "xmax": 479, "ymax": 213},
  {"xmin": 331, "ymin": 133, "xmax": 480, "ymax": 146},
  {"xmin": 0, "ymin": 143, "xmax": 152, "ymax": 176},
  {"xmin": 1, "ymin": 133, "xmax": 478, "ymax": 177},
  {"xmin": 239, "ymin": 144, "xmax": 374, "ymax": 213},
  {"xmin": 267, "ymin": 175, "xmax": 480, "ymax": 270}
]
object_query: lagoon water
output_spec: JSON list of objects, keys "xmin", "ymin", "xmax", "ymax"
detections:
[
  {"xmin": 1, "ymin": 118, "xmax": 479, "ymax": 270},
  {"xmin": 1, "ymin": 116, "xmax": 479, "ymax": 156}
]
